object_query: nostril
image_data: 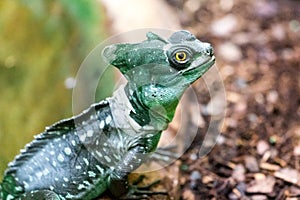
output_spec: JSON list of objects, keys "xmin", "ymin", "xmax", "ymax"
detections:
[{"xmin": 205, "ymin": 46, "xmax": 214, "ymax": 57}]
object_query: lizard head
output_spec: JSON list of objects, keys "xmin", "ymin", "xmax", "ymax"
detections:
[{"xmin": 102, "ymin": 30, "xmax": 215, "ymax": 124}]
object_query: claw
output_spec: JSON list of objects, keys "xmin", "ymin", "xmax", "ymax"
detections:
[{"xmin": 121, "ymin": 175, "xmax": 168, "ymax": 200}]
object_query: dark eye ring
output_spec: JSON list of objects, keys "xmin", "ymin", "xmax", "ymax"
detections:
[
  {"xmin": 168, "ymin": 47, "xmax": 192, "ymax": 69},
  {"xmin": 171, "ymin": 49, "xmax": 191, "ymax": 65}
]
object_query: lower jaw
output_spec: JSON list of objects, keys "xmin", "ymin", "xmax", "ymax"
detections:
[{"xmin": 184, "ymin": 61, "xmax": 215, "ymax": 78}]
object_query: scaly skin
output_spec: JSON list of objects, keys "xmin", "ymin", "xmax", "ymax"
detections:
[{"xmin": 0, "ymin": 30, "xmax": 215, "ymax": 200}]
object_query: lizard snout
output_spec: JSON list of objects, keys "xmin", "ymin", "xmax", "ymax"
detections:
[{"xmin": 204, "ymin": 43, "xmax": 214, "ymax": 57}]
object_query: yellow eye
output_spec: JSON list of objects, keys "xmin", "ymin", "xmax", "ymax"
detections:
[
  {"xmin": 175, "ymin": 51, "xmax": 187, "ymax": 61},
  {"xmin": 169, "ymin": 48, "xmax": 191, "ymax": 67}
]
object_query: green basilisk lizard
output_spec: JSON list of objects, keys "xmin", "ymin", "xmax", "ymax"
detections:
[{"xmin": 0, "ymin": 30, "xmax": 215, "ymax": 200}]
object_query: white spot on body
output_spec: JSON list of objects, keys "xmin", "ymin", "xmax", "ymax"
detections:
[
  {"xmin": 78, "ymin": 184, "xmax": 85, "ymax": 190},
  {"xmin": 96, "ymin": 150, "xmax": 103, "ymax": 157},
  {"xmin": 87, "ymin": 130, "xmax": 94, "ymax": 137},
  {"xmin": 104, "ymin": 155, "xmax": 111, "ymax": 163},
  {"xmin": 36, "ymin": 172, "xmax": 43, "ymax": 179},
  {"xmin": 50, "ymin": 151, "xmax": 55, "ymax": 155},
  {"xmin": 52, "ymin": 161, "xmax": 57, "ymax": 167},
  {"xmin": 50, "ymin": 186, "xmax": 54, "ymax": 190},
  {"xmin": 79, "ymin": 134, "xmax": 86, "ymax": 142},
  {"xmin": 99, "ymin": 120, "xmax": 105, "ymax": 129},
  {"xmin": 15, "ymin": 186, "xmax": 23, "ymax": 192},
  {"xmin": 76, "ymin": 165, "xmax": 82, "ymax": 170},
  {"xmin": 57, "ymin": 154, "xmax": 64, "ymax": 162},
  {"xmin": 43, "ymin": 168, "xmax": 50, "ymax": 176},
  {"xmin": 129, "ymin": 89, "xmax": 133, "ymax": 95},
  {"xmin": 63, "ymin": 177, "xmax": 69, "ymax": 182},
  {"xmin": 147, "ymin": 134, "xmax": 154, "ymax": 138},
  {"xmin": 88, "ymin": 171, "xmax": 96, "ymax": 178},
  {"xmin": 71, "ymin": 140, "xmax": 76, "ymax": 146},
  {"xmin": 105, "ymin": 115, "xmax": 112, "ymax": 124},
  {"xmin": 113, "ymin": 154, "xmax": 120, "ymax": 159},
  {"xmin": 83, "ymin": 158, "xmax": 89, "ymax": 166},
  {"xmin": 6, "ymin": 194, "xmax": 15, "ymax": 200},
  {"xmin": 66, "ymin": 193, "xmax": 75, "ymax": 198},
  {"xmin": 64, "ymin": 147, "xmax": 72, "ymax": 155},
  {"xmin": 96, "ymin": 165, "xmax": 104, "ymax": 173},
  {"xmin": 22, "ymin": 181, "xmax": 29, "ymax": 188}
]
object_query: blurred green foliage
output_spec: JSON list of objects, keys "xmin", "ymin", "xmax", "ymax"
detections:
[{"xmin": 0, "ymin": 0, "xmax": 114, "ymax": 178}]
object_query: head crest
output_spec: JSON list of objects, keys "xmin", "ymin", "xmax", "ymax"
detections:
[{"xmin": 168, "ymin": 30, "xmax": 196, "ymax": 43}]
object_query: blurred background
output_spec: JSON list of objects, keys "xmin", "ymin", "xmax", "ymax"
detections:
[{"xmin": 0, "ymin": 0, "xmax": 300, "ymax": 199}]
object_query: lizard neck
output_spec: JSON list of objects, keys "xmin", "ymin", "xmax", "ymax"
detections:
[
  {"xmin": 107, "ymin": 84, "xmax": 168, "ymax": 134},
  {"xmin": 125, "ymin": 84, "xmax": 171, "ymax": 130}
]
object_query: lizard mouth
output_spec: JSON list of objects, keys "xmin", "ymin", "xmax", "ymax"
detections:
[{"xmin": 182, "ymin": 55, "xmax": 215, "ymax": 75}]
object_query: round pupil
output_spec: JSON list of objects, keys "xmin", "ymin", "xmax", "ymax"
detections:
[{"xmin": 176, "ymin": 52, "xmax": 186, "ymax": 61}]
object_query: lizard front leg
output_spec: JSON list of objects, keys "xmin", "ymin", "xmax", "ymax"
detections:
[
  {"xmin": 107, "ymin": 134, "xmax": 168, "ymax": 199},
  {"xmin": 108, "ymin": 145, "xmax": 149, "ymax": 197}
]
